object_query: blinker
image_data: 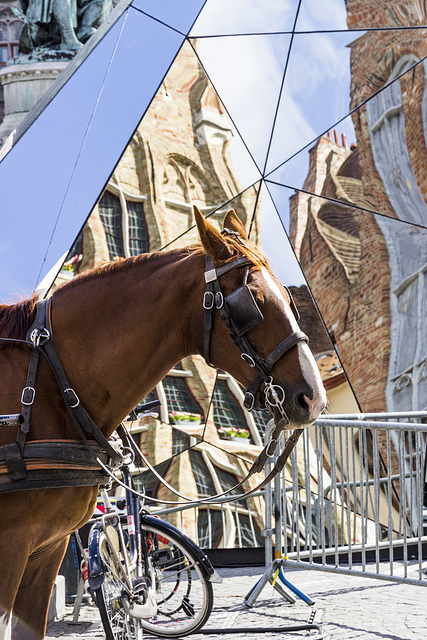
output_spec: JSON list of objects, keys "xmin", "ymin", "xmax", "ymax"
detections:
[{"xmin": 225, "ymin": 285, "xmax": 263, "ymax": 338}]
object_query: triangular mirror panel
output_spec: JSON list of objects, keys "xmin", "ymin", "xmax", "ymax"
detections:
[
  {"xmin": 265, "ymin": 31, "xmax": 358, "ymax": 174},
  {"xmin": 190, "ymin": 0, "xmax": 298, "ymax": 36},
  {"xmin": 0, "ymin": 8, "xmax": 185, "ymax": 301},
  {"xmin": 192, "ymin": 34, "xmax": 292, "ymax": 173},
  {"xmin": 267, "ymin": 182, "xmax": 427, "ymax": 413},
  {"xmin": 256, "ymin": 181, "xmax": 306, "ymax": 286},
  {"xmin": 131, "ymin": 0, "xmax": 207, "ymax": 34}
]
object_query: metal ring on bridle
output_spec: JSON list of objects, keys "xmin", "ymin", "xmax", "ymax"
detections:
[{"xmin": 265, "ymin": 378, "xmax": 286, "ymax": 409}]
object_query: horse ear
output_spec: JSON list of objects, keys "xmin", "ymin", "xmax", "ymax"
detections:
[
  {"xmin": 193, "ymin": 206, "xmax": 232, "ymax": 262},
  {"xmin": 223, "ymin": 209, "xmax": 248, "ymax": 240}
]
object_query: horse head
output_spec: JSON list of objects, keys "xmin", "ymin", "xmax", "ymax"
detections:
[{"xmin": 194, "ymin": 206, "xmax": 326, "ymax": 430}]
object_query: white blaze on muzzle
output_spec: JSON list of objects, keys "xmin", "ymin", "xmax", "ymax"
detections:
[{"xmin": 260, "ymin": 269, "xmax": 326, "ymax": 422}]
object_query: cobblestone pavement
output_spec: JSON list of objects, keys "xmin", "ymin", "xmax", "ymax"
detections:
[{"xmin": 46, "ymin": 561, "xmax": 427, "ymax": 640}]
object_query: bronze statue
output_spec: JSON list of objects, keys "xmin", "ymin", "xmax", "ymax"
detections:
[{"xmin": 16, "ymin": 0, "xmax": 112, "ymax": 55}]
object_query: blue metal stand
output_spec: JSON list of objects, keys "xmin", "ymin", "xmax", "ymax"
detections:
[{"xmin": 244, "ymin": 557, "xmax": 314, "ymax": 607}]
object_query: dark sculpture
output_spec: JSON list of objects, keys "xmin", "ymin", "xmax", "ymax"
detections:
[{"xmin": 16, "ymin": 0, "xmax": 112, "ymax": 55}]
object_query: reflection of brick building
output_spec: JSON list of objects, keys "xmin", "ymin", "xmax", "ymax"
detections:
[
  {"xmin": 346, "ymin": 0, "xmax": 427, "ymax": 412},
  {"xmin": 58, "ymin": 41, "xmax": 269, "ymax": 548},
  {"xmin": 290, "ymin": 1, "xmax": 427, "ymax": 414},
  {"xmin": 289, "ymin": 133, "xmax": 391, "ymax": 411}
]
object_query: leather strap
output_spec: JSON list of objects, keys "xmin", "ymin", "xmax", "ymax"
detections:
[
  {"xmin": 26, "ymin": 299, "xmax": 122, "ymax": 464},
  {"xmin": 3, "ymin": 443, "xmax": 27, "ymax": 480},
  {"xmin": 17, "ymin": 299, "xmax": 49, "ymax": 447}
]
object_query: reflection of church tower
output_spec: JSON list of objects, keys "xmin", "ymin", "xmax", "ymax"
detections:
[
  {"xmin": 290, "ymin": 1, "xmax": 427, "ymax": 414},
  {"xmin": 59, "ymin": 41, "xmax": 268, "ymax": 549},
  {"xmin": 346, "ymin": 0, "xmax": 427, "ymax": 412},
  {"xmin": 289, "ymin": 131, "xmax": 391, "ymax": 412}
]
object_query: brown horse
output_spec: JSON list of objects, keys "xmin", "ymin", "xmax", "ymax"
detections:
[{"xmin": 0, "ymin": 208, "xmax": 325, "ymax": 638}]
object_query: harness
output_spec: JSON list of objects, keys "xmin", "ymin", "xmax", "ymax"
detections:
[
  {"xmin": 0, "ymin": 247, "xmax": 310, "ymax": 499},
  {"xmin": 203, "ymin": 248, "xmax": 309, "ymax": 475},
  {"xmin": 0, "ymin": 298, "xmax": 122, "ymax": 494}
]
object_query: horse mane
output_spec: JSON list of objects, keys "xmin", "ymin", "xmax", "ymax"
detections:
[
  {"xmin": 0, "ymin": 294, "xmax": 39, "ymax": 347},
  {"xmin": 54, "ymin": 233, "xmax": 272, "ymax": 294},
  {"xmin": 53, "ymin": 249, "xmax": 184, "ymax": 295}
]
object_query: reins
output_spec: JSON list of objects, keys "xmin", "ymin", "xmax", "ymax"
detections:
[
  {"xmin": 0, "ymin": 243, "xmax": 310, "ymax": 499},
  {"xmin": 94, "ymin": 420, "xmax": 305, "ymax": 506}
]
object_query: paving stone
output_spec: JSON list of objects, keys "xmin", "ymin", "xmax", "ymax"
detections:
[{"xmin": 46, "ymin": 561, "xmax": 427, "ymax": 639}]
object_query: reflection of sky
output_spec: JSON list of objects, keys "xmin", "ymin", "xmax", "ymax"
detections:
[
  {"xmin": 197, "ymin": 23, "xmax": 357, "ymax": 186},
  {"xmin": 196, "ymin": 0, "xmax": 357, "ymax": 286},
  {"xmin": 0, "ymin": 0, "xmax": 360, "ymax": 300},
  {"xmin": 258, "ymin": 183, "xmax": 306, "ymax": 287}
]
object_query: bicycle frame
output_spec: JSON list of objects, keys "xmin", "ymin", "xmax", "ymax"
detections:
[{"xmin": 87, "ymin": 464, "xmax": 158, "ymax": 618}]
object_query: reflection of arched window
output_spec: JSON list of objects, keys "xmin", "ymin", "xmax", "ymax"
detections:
[
  {"xmin": 190, "ymin": 450, "xmax": 264, "ymax": 549},
  {"xmin": 127, "ymin": 201, "xmax": 149, "ymax": 256},
  {"xmin": 366, "ymin": 56, "xmax": 427, "ymax": 225},
  {"xmin": 213, "ymin": 379, "xmax": 247, "ymax": 431},
  {"xmin": 189, "ymin": 450, "xmax": 215, "ymax": 498},
  {"xmin": 197, "ymin": 510, "xmax": 223, "ymax": 548},
  {"xmin": 98, "ymin": 191, "xmax": 149, "ymax": 260},
  {"xmin": 162, "ymin": 375, "xmax": 203, "ymax": 419},
  {"xmin": 99, "ymin": 192, "xmax": 125, "ymax": 259}
]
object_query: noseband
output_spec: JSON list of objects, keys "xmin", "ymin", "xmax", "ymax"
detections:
[{"xmin": 202, "ymin": 253, "xmax": 309, "ymax": 417}]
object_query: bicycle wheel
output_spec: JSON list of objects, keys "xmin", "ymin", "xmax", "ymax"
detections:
[
  {"xmin": 138, "ymin": 518, "xmax": 214, "ymax": 638},
  {"xmin": 93, "ymin": 517, "xmax": 213, "ymax": 639}
]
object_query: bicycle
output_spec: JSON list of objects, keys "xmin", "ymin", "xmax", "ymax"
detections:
[{"xmin": 78, "ymin": 402, "xmax": 220, "ymax": 639}]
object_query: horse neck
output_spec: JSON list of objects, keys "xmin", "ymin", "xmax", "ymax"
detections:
[{"xmin": 50, "ymin": 250, "xmax": 205, "ymax": 437}]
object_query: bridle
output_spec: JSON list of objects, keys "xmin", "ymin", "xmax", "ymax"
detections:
[
  {"xmin": 202, "ymin": 245, "xmax": 309, "ymax": 420},
  {"xmin": 0, "ymin": 242, "xmax": 310, "ymax": 500}
]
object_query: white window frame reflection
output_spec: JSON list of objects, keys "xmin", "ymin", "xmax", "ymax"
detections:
[{"xmin": 193, "ymin": 448, "xmax": 262, "ymax": 548}]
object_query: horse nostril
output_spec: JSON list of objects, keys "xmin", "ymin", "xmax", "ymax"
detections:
[{"xmin": 297, "ymin": 393, "xmax": 309, "ymax": 412}]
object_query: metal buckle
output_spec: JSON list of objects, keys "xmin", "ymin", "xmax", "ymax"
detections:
[
  {"xmin": 215, "ymin": 292, "xmax": 224, "ymax": 309},
  {"xmin": 30, "ymin": 327, "xmax": 50, "ymax": 348},
  {"xmin": 64, "ymin": 388, "xmax": 80, "ymax": 409},
  {"xmin": 21, "ymin": 386, "xmax": 35, "ymax": 406},
  {"xmin": 241, "ymin": 353, "xmax": 256, "ymax": 368},
  {"xmin": 204, "ymin": 269, "xmax": 217, "ymax": 284},
  {"xmin": 203, "ymin": 291, "xmax": 215, "ymax": 310},
  {"xmin": 244, "ymin": 391, "xmax": 255, "ymax": 411}
]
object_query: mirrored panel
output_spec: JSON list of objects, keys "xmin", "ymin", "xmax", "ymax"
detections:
[
  {"xmin": 268, "ymin": 182, "xmax": 427, "ymax": 414},
  {"xmin": 0, "ymin": 8, "xmax": 185, "ymax": 301},
  {"xmin": 190, "ymin": 0, "xmax": 297, "ymax": 36},
  {"xmin": 192, "ymin": 34, "xmax": 292, "ymax": 173},
  {"xmin": 131, "ymin": 0, "xmax": 207, "ymax": 34}
]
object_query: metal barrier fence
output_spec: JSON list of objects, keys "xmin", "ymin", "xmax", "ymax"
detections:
[
  {"xmin": 270, "ymin": 412, "xmax": 427, "ymax": 586},
  {"xmin": 154, "ymin": 412, "xmax": 427, "ymax": 587}
]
